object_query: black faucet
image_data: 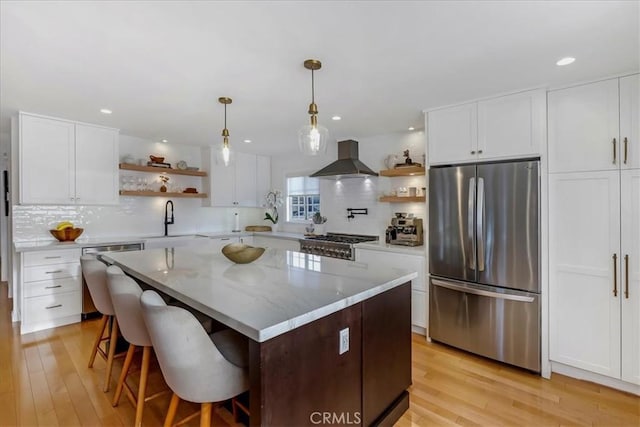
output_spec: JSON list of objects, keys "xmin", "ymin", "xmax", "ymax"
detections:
[{"xmin": 164, "ymin": 200, "xmax": 174, "ymax": 236}]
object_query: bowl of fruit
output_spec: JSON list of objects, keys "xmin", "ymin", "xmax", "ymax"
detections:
[{"xmin": 50, "ymin": 221, "xmax": 84, "ymax": 242}]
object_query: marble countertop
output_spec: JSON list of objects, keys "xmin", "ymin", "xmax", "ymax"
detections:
[
  {"xmin": 100, "ymin": 246, "xmax": 417, "ymax": 343},
  {"xmin": 14, "ymin": 231, "xmax": 306, "ymax": 252},
  {"xmin": 355, "ymin": 241, "xmax": 427, "ymax": 256}
]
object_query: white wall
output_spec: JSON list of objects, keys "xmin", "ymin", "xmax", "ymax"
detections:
[
  {"xmin": 271, "ymin": 131, "xmax": 426, "ymax": 239},
  {"xmin": 12, "ymin": 134, "xmax": 264, "ymax": 241}
]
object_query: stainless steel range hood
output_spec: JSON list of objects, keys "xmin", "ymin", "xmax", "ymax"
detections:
[{"xmin": 310, "ymin": 139, "xmax": 379, "ymax": 179}]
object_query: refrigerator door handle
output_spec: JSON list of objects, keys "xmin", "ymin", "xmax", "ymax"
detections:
[
  {"xmin": 432, "ymin": 279, "xmax": 535, "ymax": 302},
  {"xmin": 477, "ymin": 177, "xmax": 485, "ymax": 272},
  {"xmin": 468, "ymin": 177, "xmax": 476, "ymax": 271}
]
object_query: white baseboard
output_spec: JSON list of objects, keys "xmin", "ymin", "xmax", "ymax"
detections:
[
  {"xmin": 20, "ymin": 314, "xmax": 80, "ymax": 335},
  {"xmin": 11, "ymin": 308, "xmax": 19, "ymax": 323},
  {"xmin": 551, "ymin": 361, "xmax": 640, "ymax": 396},
  {"xmin": 411, "ymin": 325, "xmax": 426, "ymax": 336}
]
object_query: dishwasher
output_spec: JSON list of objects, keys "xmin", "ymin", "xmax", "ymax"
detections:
[{"xmin": 81, "ymin": 243, "xmax": 143, "ymax": 319}]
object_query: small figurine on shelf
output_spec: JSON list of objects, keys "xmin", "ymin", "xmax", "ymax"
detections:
[
  {"xmin": 159, "ymin": 175, "xmax": 169, "ymax": 192},
  {"xmin": 403, "ymin": 150, "xmax": 413, "ymax": 165}
]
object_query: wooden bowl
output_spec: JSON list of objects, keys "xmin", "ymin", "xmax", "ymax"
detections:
[
  {"xmin": 221, "ymin": 243, "xmax": 265, "ymax": 264},
  {"xmin": 149, "ymin": 155, "xmax": 165, "ymax": 163},
  {"xmin": 49, "ymin": 228, "xmax": 84, "ymax": 242}
]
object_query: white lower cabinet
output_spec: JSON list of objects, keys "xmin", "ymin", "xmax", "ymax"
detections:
[
  {"xmin": 253, "ymin": 235, "xmax": 299, "ymax": 251},
  {"xmin": 143, "ymin": 236, "xmax": 209, "ymax": 250},
  {"xmin": 549, "ymin": 169, "xmax": 640, "ymax": 385},
  {"xmin": 20, "ymin": 248, "xmax": 82, "ymax": 334},
  {"xmin": 208, "ymin": 236, "xmax": 241, "ymax": 252},
  {"xmin": 355, "ymin": 248, "xmax": 426, "ymax": 330},
  {"xmin": 621, "ymin": 169, "xmax": 640, "ymax": 384}
]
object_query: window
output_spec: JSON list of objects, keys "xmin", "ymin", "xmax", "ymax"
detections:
[{"xmin": 286, "ymin": 176, "xmax": 320, "ymax": 222}]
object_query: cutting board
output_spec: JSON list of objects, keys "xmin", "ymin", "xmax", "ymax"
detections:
[{"xmin": 245, "ymin": 225, "xmax": 272, "ymax": 232}]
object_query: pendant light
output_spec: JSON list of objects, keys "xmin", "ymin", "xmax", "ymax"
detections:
[
  {"xmin": 298, "ymin": 59, "xmax": 328, "ymax": 156},
  {"xmin": 218, "ymin": 97, "xmax": 232, "ymax": 166}
]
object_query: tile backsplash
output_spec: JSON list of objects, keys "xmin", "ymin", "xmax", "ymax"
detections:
[{"xmin": 13, "ymin": 197, "xmax": 264, "ymax": 241}]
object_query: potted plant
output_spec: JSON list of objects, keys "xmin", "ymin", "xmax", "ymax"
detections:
[
  {"xmin": 263, "ymin": 190, "xmax": 283, "ymax": 231},
  {"xmin": 312, "ymin": 211, "xmax": 327, "ymax": 235}
]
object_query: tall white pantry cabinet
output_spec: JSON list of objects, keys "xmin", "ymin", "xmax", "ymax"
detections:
[{"xmin": 548, "ymin": 74, "xmax": 640, "ymax": 387}]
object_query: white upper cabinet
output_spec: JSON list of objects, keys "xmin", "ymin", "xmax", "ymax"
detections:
[
  {"xmin": 234, "ymin": 152, "xmax": 258, "ymax": 207},
  {"xmin": 427, "ymin": 89, "xmax": 544, "ymax": 165},
  {"xmin": 548, "ymin": 78, "xmax": 621, "ymax": 173},
  {"xmin": 477, "ymin": 89, "xmax": 545, "ymax": 160},
  {"xmin": 427, "ymin": 103, "xmax": 477, "ymax": 165},
  {"xmin": 20, "ymin": 114, "xmax": 76, "ymax": 204},
  {"xmin": 75, "ymin": 124, "xmax": 119, "ymax": 205},
  {"xmin": 204, "ymin": 148, "xmax": 271, "ymax": 207},
  {"xmin": 620, "ymin": 74, "xmax": 639, "ymax": 170},
  {"xmin": 19, "ymin": 113, "xmax": 119, "ymax": 205},
  {"xmin": 256, "ymin": 155, "xmax": 271, "ymax": 208}
]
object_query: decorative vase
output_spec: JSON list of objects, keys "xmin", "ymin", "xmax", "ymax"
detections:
[
  {"xmin": 271, "ymin": 222, "xmax": 279, "ymax": 232},
  {"xmin": 160, "ymin": 184, "xmax": 167, "ymax": 192},
  {"xmin": 314, "ymin": 224, "xmax": 325, "ymax": 235}
]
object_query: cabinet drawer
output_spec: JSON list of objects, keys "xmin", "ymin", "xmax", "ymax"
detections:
[
  {"xmin": 23, "ymin": 277, "xmax": 80, "ymax": 298},
  {"xmin": 23, "ymin": 249, "xmax": 81, "ymax": 266},
  {"xmin": 24, "ymin": 263, "xmax": 80, "ymax": 282},
  {"xmin": 23, "ymin": 291, "xmax": 81, "ymax": 324}
]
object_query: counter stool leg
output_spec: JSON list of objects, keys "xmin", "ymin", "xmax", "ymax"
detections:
[
  {"xmin": 134, "ymin": 346, "xmax": 151, "ymax": 427},
  {"xmin": 164, "ymin": 393, "xmax": 180, "ymax": 427},
  {"xmin": 200, "ymin": 402, "xmax": 212, "ymax": 427},
  {"xmin": 103, "ymin": 317, "xmax": 119, "ymax": 392},
  {"xmin": 112, "ymin": 343, "xmax": 135, "ymax": 406},
  {"xmin": 88, "ymin": 314, "xmax": 108, "ymax": 368}
]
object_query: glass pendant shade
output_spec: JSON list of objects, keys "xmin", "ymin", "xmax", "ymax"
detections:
[
  {"xmin": 216, "ymin": 139, "xmax": 234, "ymax": 166},
  {"xmin": 298, "ymin": 123, "xmax": 329, "ymax": 155}
]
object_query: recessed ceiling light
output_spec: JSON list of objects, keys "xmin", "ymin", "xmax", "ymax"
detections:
[
  {"xmin": 161, "ymin": 139, "xmax": 168, "ymax": 143},
  {"xmin": 331, "ymin": 116, "xmax": 342, "ymax": 121},
  {"xmin": 408, "ymin": 127, "xmax": 415, "ymax": 131},
  {"xmin": 100, "ymin": 108, "xmax": 112, "ymax": 114},
  {"xmin": 556, "ymin": 57, "xmax": 575, "ymax": 66},
  {"xmin": 244, "ymin": 139, "xmax": 252, "ymax": 143}
]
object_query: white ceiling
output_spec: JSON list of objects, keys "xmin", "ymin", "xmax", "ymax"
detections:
[{"xmin": 1, "ymin": 1, "xmax": 638, "ymax": 155}]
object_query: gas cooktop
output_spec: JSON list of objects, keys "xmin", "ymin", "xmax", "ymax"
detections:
[
  {"xmin": 304, "ymin": 233, "xmax": 378, "ymax": 244},
  {"xmin": 299, "ymin": 233, "xmax": 379, "ymax": 260}
]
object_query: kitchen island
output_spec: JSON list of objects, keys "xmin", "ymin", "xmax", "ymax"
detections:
[{"xmin": 100, "ymin": 245, "xmax": 416, "ymax": 426}]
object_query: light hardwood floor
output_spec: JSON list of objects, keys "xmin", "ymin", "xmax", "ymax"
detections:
[{"xmin": 1, "ymin": 282, "xmax": 638, "ymax": 426}]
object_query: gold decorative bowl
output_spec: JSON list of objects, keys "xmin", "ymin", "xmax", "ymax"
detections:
[
  {"xmin": 221, "ymin": 243, "xmax": 265, "ymax": 264},
  {"xmin": 50, "ymin": 227, "xmax": 84, "ymax": 242}
]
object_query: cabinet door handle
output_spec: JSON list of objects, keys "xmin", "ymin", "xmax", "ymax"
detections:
[
  {"xmin": 470, "ymin": 150, "xmax": 476, "ymax": 155},
  {"xmin": 625, "ymin": 254, "xmax": 629, "ymax": 299},
  {"xmin": 45, "ymin": 270, "xmax": 63, "ymax": 274},
  {"xmin": 623, "ymin": 137, "xmax": 628, "ymax": 165},
  {"xmin": 45, "ymin": 304, "xmax": 62, "ymax": 310},
  {"xmin": 45, "ymin": 285, "xmax": 62, "ymax": 289},
  {"xmin": 612, "ymin": 138, "xmax": 617, "ymax": 164},
  {"xmin": 613, "ymin": 253, "xmax": 618, "ymax": 297},
  {"xmin": 44, "ymin": 256, "xmax": 62, "ymax": 259},
  {"xmin": 478, "ymin": 149, "xmax": 483, "ymax": 154},
  {"xmin": 220, "ymin": 238, "xmax": 230, "ymax": 241}
]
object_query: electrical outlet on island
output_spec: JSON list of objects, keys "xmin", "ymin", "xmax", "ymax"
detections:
[{"xmin": 339, "ymin": 327, "xmax": 349, "ymax": 355}]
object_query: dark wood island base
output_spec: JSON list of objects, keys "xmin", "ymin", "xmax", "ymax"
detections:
[{"xmin": 249, "ymin": 282, "xmax": 412, "ymax": 426}]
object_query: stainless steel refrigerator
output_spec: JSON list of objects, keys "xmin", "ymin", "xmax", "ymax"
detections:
[{"xmin": 428, "ymin": 159, "xmax": 540, "ymax": 372}]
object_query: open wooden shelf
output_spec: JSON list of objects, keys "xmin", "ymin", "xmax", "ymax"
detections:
[
  {"xmin": 119, "ymin": 163, "xmax": 207, "ymax": 177},
  {"xmin": 119, "ymin": 190, "xmax": 207, "ymax": 198},
  {"xmin": 379, "ymin": 196, "xmax": 426, "ymax": 203},
  {"xmin": 379, "ymin": 166, "xmax": 425, "ymax": 177}
]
